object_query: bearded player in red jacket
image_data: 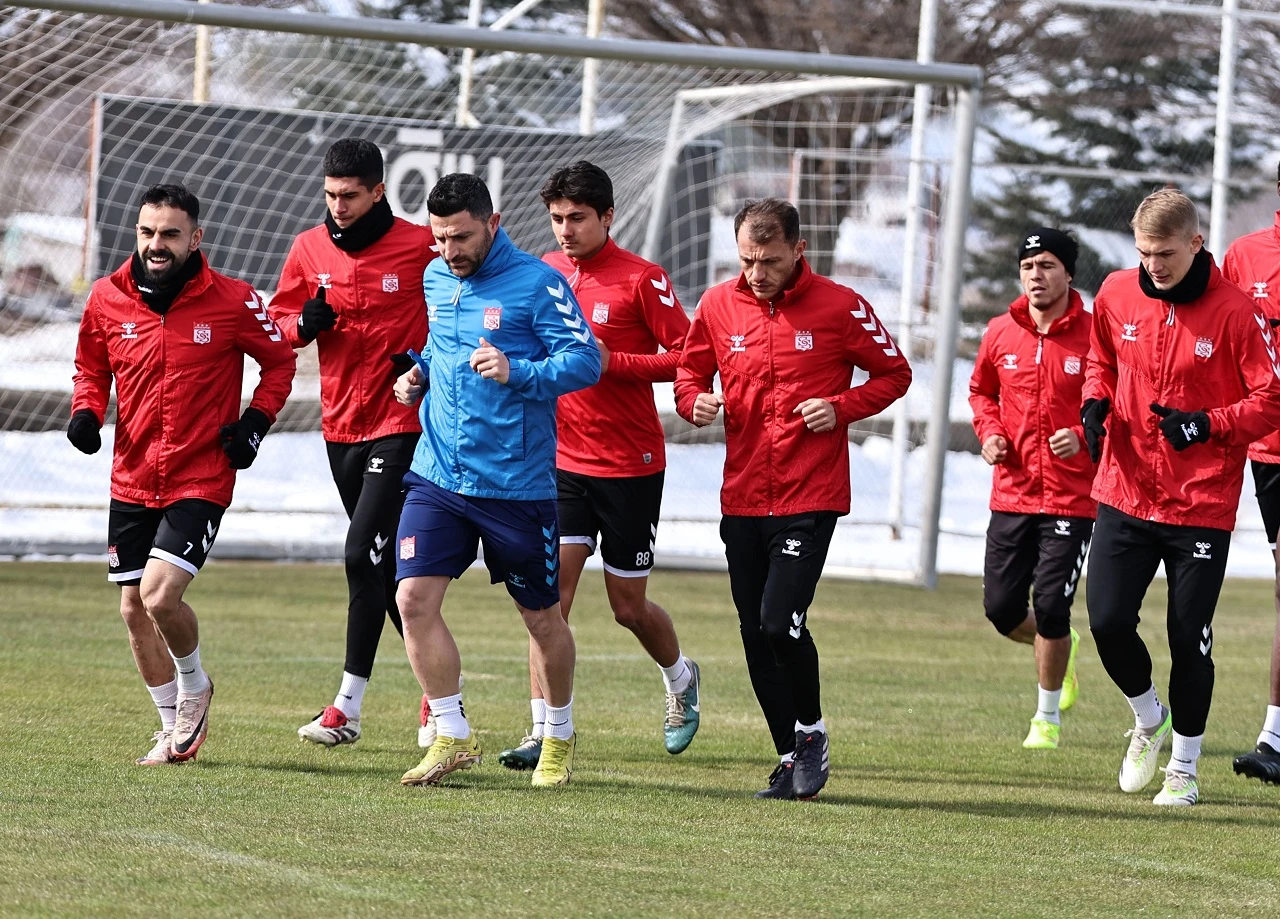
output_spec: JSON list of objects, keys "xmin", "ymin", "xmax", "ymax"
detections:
[
  {"xmin": 970, "ymin": 228, "xmax": 1096, "ymax": 751},
  {"xmin": 1083, "ymin": 189, "xmax": 1280, "ymax": 805},
  {"xmin": 70, "ymin": 183, "xmax": 297, "ymax": 766},
  {"xmin": 496, "ymin": 161, "xmax": 700, "ymax": 771},
  {"xmin": 676, "ymin": 198, "xmax": 911, "ymax": 800},
  {"xmin": 1222, "ymin": 165, "xmax": 1280, "ymax": 785},
  {"xmin": 268, "ymin": 139, "xmax": 437, "ymax": 748}
]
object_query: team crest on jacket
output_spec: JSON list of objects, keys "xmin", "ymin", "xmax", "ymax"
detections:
[
  {"xmin": 1063, "ymin": 356, "xmax": 1081, "ymax": 375},
  {"xmin": 193, "ymin": 323, "xmax": 211, "ymax": 345},
  {"xmin": 483, "ymin": 306, "xmax": 502, "ymax": 331},
  {"xmin": 795, "ymin": 330, "xmax": 813, "ymax": 351},
  {"xmin": 382, "ymin": 273, "xmax": 399, "ymax": 293},
  {"xmin": 399, "ymin": 536, "xmax": 416, "ymax": 560},
  {"xmin": 1195, "ymin": 337, "xmax": 1213, "ymax": 359},
  {"xmin": 592, "ymin": 302, "xmax": 610, "ymax": 324}
]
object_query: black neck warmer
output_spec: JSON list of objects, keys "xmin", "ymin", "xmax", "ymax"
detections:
[
  {"xmin": 325, "ymin": 196, "xmax": 395, "ymax": 253},
  {"xmin": 1139, "ymin": 247, "xmax": 1211, "ymax": 304},
  {"xmin": 131, "ymin": 250, "xmax": 204, "ymax": 315}
]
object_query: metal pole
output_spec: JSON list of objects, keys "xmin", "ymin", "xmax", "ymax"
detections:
[
  {"xmin": 918, "ymin": 83, "xmax": 979, "ymax": 589},
  {"xmin": 192, "ymin": 0, "xmax": 210, "ymax": 103},
  {"xmin": 32, "ymin": 0, "xmax": 983, "ymax": 86},
  {"xmin": 1210, "ymin": 0, "xmax": 1238, "ymax": 257},
  {"xmin": 641, "ymin": 94, "xmax": 685, "ymax": 262},
  {"xmin": 579, "ymin": 0, "xmax": 604, "ymax": 135},
  {"xmin": 887, "ymin": 0, "xmax": 938, "ymax": 540},
  {"xmin": 455, "ymin": 0, "xmax": 483, "ymax": 128}
]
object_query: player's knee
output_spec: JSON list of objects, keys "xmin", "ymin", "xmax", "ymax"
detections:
[
  {"xmin": 1033, "ymin": 608, "xmax": 1071, "ymax": 641},
  {"xmin": 984, "ymin": 595, "xmax": 1026, "ymax": 637},
  {"xmin": 610, "ymin": 597, "xmax": 648, "ymax": 631},
  {"xmin": 760, "ymin": 612, "xmax": 803, "ymax": 644},
  {"xmin": 139, "ymin": 581, "xmax": 178, "ymax": 622},
  {"xmin": 119, "ymin": 591, "xmax": 147, "ymax": 627}
]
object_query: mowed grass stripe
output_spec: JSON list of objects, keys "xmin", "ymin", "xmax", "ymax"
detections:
[{"xmin": 1, "ymin": 562, "xmax": 1278, "ymax": 917}]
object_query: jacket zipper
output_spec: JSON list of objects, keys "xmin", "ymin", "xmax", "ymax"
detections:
[
  {"xmin": 1035, "ymin": 333, "xmax": 1044, "ymax": 512},
  {"xmin": 156, "ymin": 313, "xmax": 165, "ymax": 502},
  {"xmin": 767, "ymin": 300, "xmax": 776, "ymax": 515},
  {"xmin": 452, "ymin": 279, "xmax": 463, "ymax": 482},
  {"xmin": 1151, "ymin": 302, "xmax": 1175, "ymax": 520}
]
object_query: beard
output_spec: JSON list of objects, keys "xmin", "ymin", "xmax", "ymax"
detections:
[
  {"xmin": 447, "ymin": 228, "xmax": 495, "ymax": 279},
  {"xmin": 140, "ymin": 248, "xmax": 187, "ymax": 285}
]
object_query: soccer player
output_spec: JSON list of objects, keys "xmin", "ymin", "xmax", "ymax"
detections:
[
  {"xmin": 969, "ymin": 228, "xmax": 1095, "ymax": 750},
  {"xmin": 494, "ymin": 161, "xmax": 699, "ymax": 771},
  {"xmin": 69, "ymin": 183, "xmax": 296, "ymax": 765},
  {"xmin": 675, "ymin": 198, "xmax": 911, "ymax": 800},
  {"xmin": 392, "ymin": 173, "xmax": 600, "ymax": 788},
  {"xmin": 268, "ymin": 138, "xmax": 437, "ymax": 747},
  {"xmin": 1083, "ymin": 188, "xmax": 1280, "ymax": 806},
  {"xmin": 1222, "ymin": 169, "xmax": 1280, "ymax": 785}
]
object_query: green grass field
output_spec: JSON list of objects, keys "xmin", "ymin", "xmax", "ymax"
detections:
[{"xmin": 2, "ymin": 561, "xmax": 1278, "ymax": 917}]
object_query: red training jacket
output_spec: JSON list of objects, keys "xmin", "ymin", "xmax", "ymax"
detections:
[
  {"xmin": 543, "ymin": 238, "xmax": 691, "ymax": 477},
  {"xmin": 675, "ymin": 258, "xmax": 912, "ymax": 516},
  {"xmin": 969, "ymin": 290, "xmax": 1096, "ymax": 518},
  {"xmin": 72, "ymin": 257, "xmax": 297, "ymax": 508},
  {"xmin": 1222, "ymin": 210, "xmax": 1280, "ymax": 464},
  {"xmin": 269, "ymin": 217, "xmax": 436, "ymax": 443},
  {"xmin": 1083, "ymin": 258, "xmax": 1280, "ymax": 530}
]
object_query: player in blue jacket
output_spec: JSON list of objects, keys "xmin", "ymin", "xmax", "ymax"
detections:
[{"xmin": 392, "ymin": 173, "xmax": 600, "ymax": 789}]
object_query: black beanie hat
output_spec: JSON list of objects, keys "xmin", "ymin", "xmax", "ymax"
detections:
[{"xmin": 1017, "ymin": 227, "xmax": 1078, "ymax": 277}]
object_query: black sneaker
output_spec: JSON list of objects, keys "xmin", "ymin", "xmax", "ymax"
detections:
[
  {"xmin": 754, "ymin": 761, "xmax": 796, "ymax": 799},
  {"xmin": 792, "ymin": 729, "xmax": 829, "ymax": 798},
  {"xmin": 1233, "ymin": 742, "xmax": 1280, "ymax": 785}
]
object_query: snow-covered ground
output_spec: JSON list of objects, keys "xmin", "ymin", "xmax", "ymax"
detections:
[{"xmin": 3, "ymin": 428, "xmax": 1273, "ymax": 581}]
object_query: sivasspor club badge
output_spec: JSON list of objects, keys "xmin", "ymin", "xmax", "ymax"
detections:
[
  {"xmin": 483, "ymin": 307, "xmax": 502, "ymax": 331},
  {"xmin": 382, "ymin": 273, "xmax": 399, "ymax": 293},
  {"xmin": 1195, "ymin": 337, "xmax": 1213, "ymax": 359},
  {"xmin": 107, "ymin": 544, "xmax": 119, "ymax": 568},
  {"xmin": 399, "ymin": 536, "xmax": 416, "ymax": 560},
  {"xmin": 795, "ymin": 330, "xmax": 813, "ymax": 351},
  {"xmin": 1063, "ymin": 356, "xmax": 1081, "ymax": 375},
  {"xmin": 193, "ymin": 323, "xmax": 211, "ymax": 345},
  {"xmin": 592, "ymin": 302, "xmax": 610, "ymax": 324}
]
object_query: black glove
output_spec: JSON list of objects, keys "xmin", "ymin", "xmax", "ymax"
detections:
[
  {"xmin": 388, "ymin": 352, "xmax": 417, "ymax": 384},
  {"xmin": 298, "ymin": 286, "xmax": 337, "ymax": 342},
  {"xmin": 219, "ymin": 407, "xmax": 271, "ymax": 470},
  {"xmin": 67, "ymin": 409, "xmax": 102, "ymax": 455},
  {"xmin": 1151, "ymin": 402, "xmax": 1211, "ymax": 452},
  {"xmin": 1081, "ymin": 397, "xmax": 1110, "ymax": 463}
]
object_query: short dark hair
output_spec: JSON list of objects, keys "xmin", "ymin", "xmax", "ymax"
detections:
[
  {"xmin": 323, "ymin": 138, "xmax": 384, "ymax": 188},
  {"xmin": 427, "ymin": 173, "xmax": 493, "ymax": 220},
  {"xmin": 539, "ymin": 160, "xmax": 614, "ymax": 217},
  {"xmin": 138, "ymin": 183, "xmax": 200, "ymax": 225},
  {"xmin": 733, "ymin": 198, "xmax": 800, "ymax": 246}
]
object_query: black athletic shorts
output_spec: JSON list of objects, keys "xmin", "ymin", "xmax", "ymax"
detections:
[
  {"xmin": 1252, "ymin": 459, "xmax": 1280, "ymax": 547},
  {"xmin": 556, "ymin": 469, "xmax": 664, "ymax": 576},
  {"xmin": 106, "ymin": 498, "xmax": 226, "ymax": 585}
]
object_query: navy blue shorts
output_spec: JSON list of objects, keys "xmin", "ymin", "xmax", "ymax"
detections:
[{"xmin": 395, "ymin": 471, "xmax": 560, "ymax": 610}]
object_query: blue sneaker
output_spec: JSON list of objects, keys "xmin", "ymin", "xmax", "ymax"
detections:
[{"xmin": 663, "ymin": 659, "xmax": 701, "ymax": 754}]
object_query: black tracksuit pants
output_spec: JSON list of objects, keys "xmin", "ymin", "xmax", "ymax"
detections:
[
  {"xmin": 326, "ymin": 434, "xmax": 418, "ymax": 679},
  {"xmin": 721, "ymin": 511, "xmax": 838, "ymax": 756},
  {"xmin": 1086, "ymin": 503, "xmax": 1229, "ymax": 737}
]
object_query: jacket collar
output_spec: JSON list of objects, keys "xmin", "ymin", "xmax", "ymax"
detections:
[
  {"xmin": 468, "ymin": 226, "xmax": 516, "ymax": 283},
  {"xmin": 734, "ymin": 255, "xmax": 815, "ymax": 307},
  {"xmin": 1008, "ymin": 287, "xmax": 1085, "ymax": 336},
  {"xmin": 569, "ymin": 236, "xmax": 618, "ymax": 272}
]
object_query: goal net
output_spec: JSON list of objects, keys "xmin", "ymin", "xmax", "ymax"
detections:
[{"xmin": 0, "ymin": 3, "xmax": 974, "ymax": 583}]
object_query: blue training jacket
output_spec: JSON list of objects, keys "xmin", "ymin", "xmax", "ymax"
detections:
[{"xmin": 411, "ymin": 226, "xmax": 601, "ymax": 501}]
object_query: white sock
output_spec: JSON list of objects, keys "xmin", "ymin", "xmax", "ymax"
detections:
[
  {"xmin": 1035, "ymin": 685, "xmax": 1062, "ymax": 725},
  {"xmin": 780, "ymin": 752, "xmax": 795, "ymax": 765},
  {"xmin": 659, "ymin": 654, "xmax": 691, "ymax": 694},
  {"xmin": 530, "ymin": 698, "xmax": 547, "ymax": 739},
  {"xmin": 1169, "ymin": 731, "xmax": 1202, "ymax": 776},
  {"xmin": 545, "ymin": 698, "xmax": 574, "ymax": 740},
  {"xmin": 1259, "ymin": 704, "xmax": 1280, "ymax": 749},
  {"xmin": 796, "ymin": 719, "xmax": 826, "ymax": 735},
  {"xmin": 428, "ymin": 693, "xmax": 470, "ymax": 740},
  {"xmin": 333, "ymin": 672, "xmax": 367, "ymax": 719},
  {"xmin": 171, "ymin": 646, "xmax": 210, "ymax": 694},
  {"xmin": 1124, "ymin": 685, "xmax": 1164, "ymax": 730},
  {"xmin": 146, "ymin": 680, "xmax": 178, "ymax": 732}
]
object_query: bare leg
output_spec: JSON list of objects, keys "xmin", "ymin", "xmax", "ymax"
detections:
[
  {"xmin": 529, "ymin": 543, "xmax": 590, "ymax": 702},
  {"xmin": 120, "ymin": 584, "xmax": 175, "ymax": 685},
  {"xmin": 138, "ymin": 560, "xmax": 197, "ymax": 657},
  {"xmin": 1035, "ymin": 634, "xmax": 1072, "ymax": 692},
  {"xmin": 603, "ymin": 572, "xmax": 680, "ymax": 668},
  {"xmin": 520, "ymin": 601, "xmax": 574, "ymax": 708},
  {"xmin": 397, "ymin": 575, "xmax": 461, "ymax": 698},
  {"xmin": 1270, "ymin": 548, "xmax": 1280, "ymax": 706},
  {"xmin": 1007, "ymin": 611, "xmax": 1036, "ymax": 645}
]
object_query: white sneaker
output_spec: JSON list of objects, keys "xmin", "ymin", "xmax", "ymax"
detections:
[
  {"xmin": 1119, "ymin": 706, "xmax": 1172, "ymax": 792},
  {"xmin": 136, "ymin": 730, "xmax": 179, "ymax": 766},
  {"xmin": 1153, "ymin": 767, "xmax": 1199, "ymax": 806},
  {"xmin": 298, "ymin": 706, "xmax": 361, "ymax": 746}
]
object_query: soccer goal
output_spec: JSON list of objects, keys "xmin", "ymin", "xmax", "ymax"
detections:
[{"xmin": 0, "ymin": 0, "xmax": 979, "ymax": 587}]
